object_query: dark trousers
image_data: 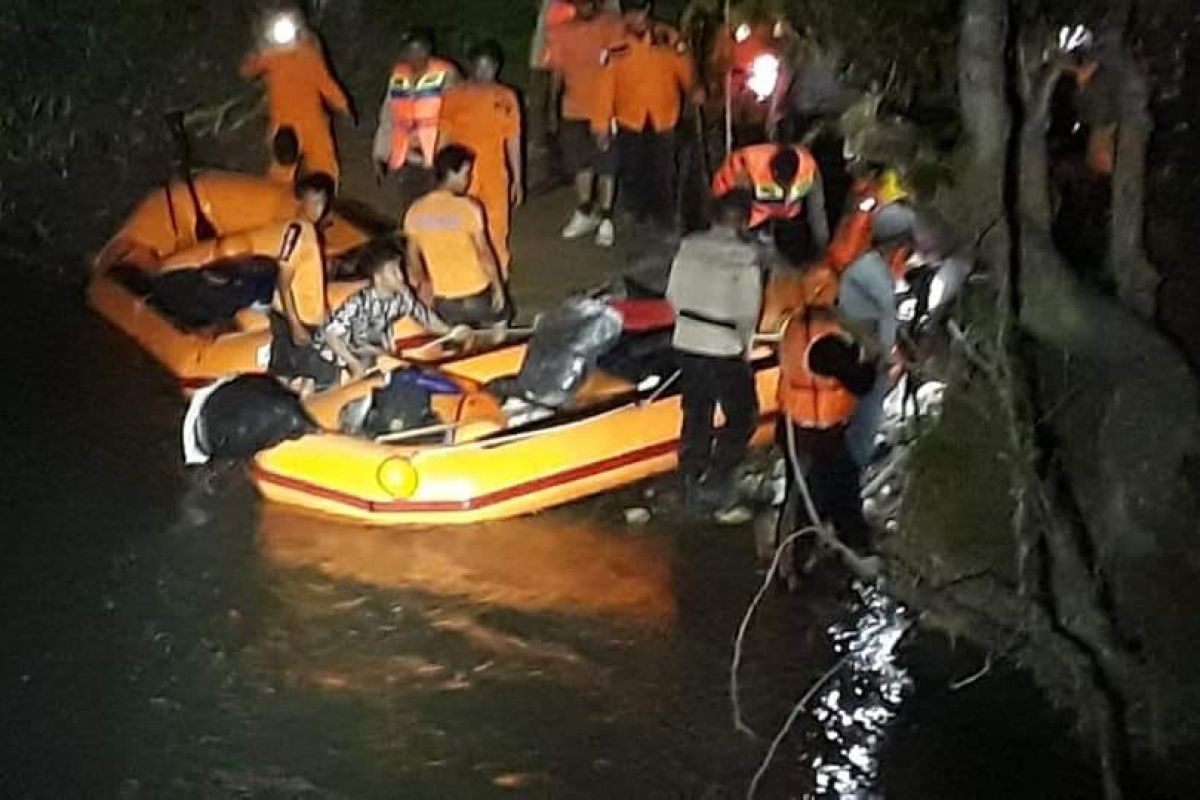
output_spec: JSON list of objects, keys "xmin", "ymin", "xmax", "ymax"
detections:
[
  {"xmin": 677, "ymin": 352, "xmax": 758, "ymax": 487},
  {"xmin": 770, "ymin": 214, "xmax": 817, "ymax": 266},
  {"xmin": 618, "ymin": 125, "xmax": 677, "ymax": 228},
  {"xmin": 433, "ymin": 289, "xmax": 511, "ymax": 327},
  {"xmin": 776, "ymin": 420, "xmax": 869, "ymax": 551}
]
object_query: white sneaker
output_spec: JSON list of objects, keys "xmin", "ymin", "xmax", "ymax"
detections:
[
  {"xmin": 561, "ymin": 210, "xmax": 600, "ymax": 240},
  {"xmin": 594, "ymin": 218, "xmax": 615, "ymax": 248}
]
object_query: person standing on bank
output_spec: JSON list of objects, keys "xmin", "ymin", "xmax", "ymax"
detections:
[
  {"xmin": 544, "ymin": 0, "xmax": 625, "ymax": 247},
  {"xmin": 403, "ymin": 145, "xmax": 509, "ymax": 328},
  {"xmin": 598, "ymin": 0, "xmax": 698, "ymax": 233},
  {"xmin": 373, "ymin": 29, "xmax": 460, "ymax": 214},
  {"xmin": 666, "ymin": 190, "xmax": 763, "ymax": 522},
  {"xmin": 439, "ymin": 42, "xmax": 524, "ymax": 276}
]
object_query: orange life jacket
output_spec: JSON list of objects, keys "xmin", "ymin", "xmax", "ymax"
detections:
[
  {"xmin": 777, "ymin": 306, "xmax": 857, "ymax": 430},
  {"xmin": 827, "ymin": 178, "xmax": 911, "ymax": 279},
  {"xmin": 387, "ymin": 57, "xmax": 456, "ymax": 169},
  {"xmin": 711, "ymin": 144, "xmax": 818, "ymax": 228}
]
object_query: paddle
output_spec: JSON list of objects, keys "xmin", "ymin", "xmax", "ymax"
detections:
[{"xmin": 164, "ymin": 111, "xmax": 218, "ymax": 242}]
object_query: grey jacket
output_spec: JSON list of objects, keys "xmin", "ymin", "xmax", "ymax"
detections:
[{"xmin": 666, "ymin": 228, "xmax": 763, "ymax": 358}]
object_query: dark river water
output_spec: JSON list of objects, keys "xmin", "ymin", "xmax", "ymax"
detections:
[{"xmin": 2, "ymin": 270, "xmax": 1107, "ymax": 799}]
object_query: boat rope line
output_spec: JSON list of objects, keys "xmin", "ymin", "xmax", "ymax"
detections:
[{"xmin": 253, "ymin": 411, "xmax": 782, "ymax": 515}]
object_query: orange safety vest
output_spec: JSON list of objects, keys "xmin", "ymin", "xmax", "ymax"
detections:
[
  {"xmin": 777, "ymin": 306, "xmax": 857, "ymax": 430},
  {"xmin": 711, "ymin": 144, "xmax": 818, "ymax": 229},
  {"xmin": 387, "ymin": 57, "xmax": 456, "ymax": 169},
  {"xmin": 827, "ymin": 178, "xmax": 911, "ymax": 278}
]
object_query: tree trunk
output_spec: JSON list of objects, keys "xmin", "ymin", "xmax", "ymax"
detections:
[
  {"xmin": 955, "ymin": 0, "xmax": 1010, "ymax": 257},
  {"xmin": 1107, "ymin": 50, "xmax": 1159, "ymax": 318}
]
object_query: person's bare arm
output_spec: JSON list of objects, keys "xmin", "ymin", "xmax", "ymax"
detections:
[
  {"xmin": 506, "ymin": 131, "xmax": 524, "ymax": 206},
  {"xmin": 324, "ymin": 329, "xmax": 366, "ymax": 379},
  {"xmin": 372, "ymin": 95, "xmax": 393, "ymax": 168},
  {"xmin": 405, "ymin": 237, "xmax": 433, "ymax": 304},
  {"xmin": 471, "ymin": 230, "xmax": 506, "ymax": 310},
  {"xmin": 277, "ymin": 266, "xmax": 310, "ymax": 346}
]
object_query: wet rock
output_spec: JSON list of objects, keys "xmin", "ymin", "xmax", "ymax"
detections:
[{"xmin": 623, "ymin": 507, "xmax": 652, "ymax": 525}]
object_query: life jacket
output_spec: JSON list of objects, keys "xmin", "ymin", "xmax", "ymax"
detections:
[
  {"xmin": 711, "ymin": 144, "xmax": 818, "ymax": 228},
  {"xmin": 387, "ymin": 57, "xmax": 456, "ymax": 169},
  {"xmin": 827, "ymin": 172, "xmax": 912, "ymax": 278},
  {"xmin": 777, "ymin": 305, "xmax": 858, "ymax": 430}
]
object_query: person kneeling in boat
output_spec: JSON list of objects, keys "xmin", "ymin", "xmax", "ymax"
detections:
[
  {"xmin": 666, "ymin": 189, "xmax": 763, "ymax": 522},
  {"xmin": 774, "ymin": 266, "xmax": 879, "ymax": 578},
  {"xmin": 269, "ymin": 172, "xmax": 340, "ymax": 392},
  {"xmin": 403, "ymin": 144, "xmax": 510, "ymax": 328},
  {"xmin": 320, "ymin": 241, "xmax": 468, "ymax": 380}
]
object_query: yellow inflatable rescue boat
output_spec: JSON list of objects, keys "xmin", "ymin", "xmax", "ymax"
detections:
[
  {"xmin": 252, "ymin": 338, "xmax": 780, "ymax": 525},
  {"xmin": 87, "ymin": 171, "xmax": 426, "ymax": 387}
]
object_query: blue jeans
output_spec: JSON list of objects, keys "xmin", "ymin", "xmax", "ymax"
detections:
[{"xmin": 846, "ymin": 373, "xmax": 888, "ymax": 468}]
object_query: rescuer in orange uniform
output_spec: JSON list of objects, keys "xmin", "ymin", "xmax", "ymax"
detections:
[
  {"xmin": 712, "ymin": 142, "xmax": 828, "ymax": 264},
  {"xmin": 826, "ymin": 165, "xmax": 912, "ymax": 276},
  {"xmin": 545, "ymin": 0, "xmax": 626, "ymax": 247},
  {"xmin": 774, "ymin": 266, "xmax": 879, "ymax": 561},
  {"xmin": 268, "ymin": 172, "xmax": 340, "ymax": 390},
  {"xmin": 599, "ymin": 0, "xmax": 698, "ymax": 231},
  {"xmin": 241, "ymin": 13, "xmax": 353, "ymax": 187},
  {"xmin": 439, "ymin": 42, "xmax": 524, "ymax": 276},
  {"xmin": 373, "ymin": 29, "xmax": 461, "ymax": 212}
]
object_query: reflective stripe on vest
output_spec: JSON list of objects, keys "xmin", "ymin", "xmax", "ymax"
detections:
[
  {"xmin": 777, "ymin": 310, "xmax": 857, "ymax": 430},
  {"xmin": 388, "ymin": 60, "xmax": 454, "ymax": 167}
]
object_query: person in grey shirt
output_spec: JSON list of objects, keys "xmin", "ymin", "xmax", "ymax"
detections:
[
  {"xmin": 666, "ymin": 189, "xmax": 764, "ymax": 519},
  {"xmin": 837, "ymin": 203, "xmax": 911, "ymax": 467}
]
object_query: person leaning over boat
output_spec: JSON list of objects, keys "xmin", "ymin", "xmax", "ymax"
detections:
[
  {"xmin": 320, "ymin": 241, "xmax": 467, "ymax": 380},
  {"xmin": 666, "ymin": 189, "xmax": 763, "ymax": 522},
  {"xmin": 269, "ymin": 172, "xmax": 340, "ymax": 392},
  {"xmin": 773, "ymin": 262, "xmax": 879, "ymax": 577},
  {"xmin": 403, "ymin": 145, "xmax": 509, "ymax": 328}
]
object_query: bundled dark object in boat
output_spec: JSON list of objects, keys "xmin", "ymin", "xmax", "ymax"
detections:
[
  {"xmin": 150, "ymin": 256, "xmax": 277, "ymax": 327},
  {"xmin": 195, "ymin": 374, "xmax": 316, "ymax": 459}
]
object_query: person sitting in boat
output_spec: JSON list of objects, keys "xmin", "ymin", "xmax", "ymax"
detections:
[
  {"xmin": 269, "ymin": 172, "xmax": 340, "ymax": 392},
  {"xmin": 403, "ymin": 144, "xmax": 509, "ymax": 328},
  {"xmin": 320, "ymin": 241, "xmax": 468, "ymax": 380}
]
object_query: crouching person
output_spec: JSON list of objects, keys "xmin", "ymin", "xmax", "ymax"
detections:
[
  {"xmin": 321, "ymin": 241, "xmax": 464, "ymax": 380},
  {"xmin": 269, "ymin": 172, "xmax": 340, "ymax": 393},
  {"xmin": 775, "ymin": 268, "xmax": 879, "ymax": 577},
  {"xmin": 666, "ymin": 189, "xmax": 763, "ymax": 522}
]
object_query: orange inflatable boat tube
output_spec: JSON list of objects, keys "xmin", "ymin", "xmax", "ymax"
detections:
[
  {"xmin": 252, "ymin": 344, "xmax": 781, "ymax": 525},
  {"xmin": 87, "ymin": 172, "xmax": 426, "ymax": 388}
]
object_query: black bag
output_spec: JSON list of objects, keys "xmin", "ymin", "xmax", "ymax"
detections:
[
  {"xmin": 362, "ymin": 369, "xmax": 445, "ymax": 436},
  {"xmin": 151, "ymin": 256, "xmax": 277, "ymax": 327},
  {"xmin": 509, "ymin": 298, "xmax": 624, "ymax": 407},
  {"xmin": 198, "ymin": 375, "xmax": 317, "ymax": 458}
]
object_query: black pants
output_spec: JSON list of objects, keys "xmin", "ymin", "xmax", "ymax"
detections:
[
  {"xmin": 617, "ymin": 125, "xmax": 676, "ymax": 228},
  {"xmin": 677, "ymin": 352, "xmax": 758, "ymax": 487},
  {"xmin": 433, "ymin": 289, "xmax": 511, "ymax": 327},
  {"xmin": 770, "ymin": 214, "xmax": 817, "ymax": 266},
  {"xmin": 268, "ymin": 312, "xmax": 339, "ymax": 388},
  {"xmin": 775, "ymin": 420, "xmax": 869, "ymax": 551}
]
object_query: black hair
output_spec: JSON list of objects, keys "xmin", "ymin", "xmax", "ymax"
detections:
[
  {"xmin": 434, "ymin": 144, "xmax": 476, "ymax": 182},
  {"xmin": 769, "ymin": 147, "xmax": 800, "ymax": 186},
  {"xmin": 714, "ymin": 188, "xmax": 753, "ymax": 226},
  {"xmin": 622, "ymin": 0, "xmax": 652, "ymax": 10},
  {"xmin": 360, "ymin": 239, "xmax": 406, "ymax": 279},
  {"xmin": 294, "ymin": 171, "xmax": 335, "ymax": 204},
  {"xmin": 468, "ymin": 40, "xmax": 505, "ymax": 70},
  {"xmin": 402, "ymin": 27, "xmax": 435, "ymax": 51},
  {"xmin": 271, "ymin": 126, "xmax": 300, "ymax": 166}
]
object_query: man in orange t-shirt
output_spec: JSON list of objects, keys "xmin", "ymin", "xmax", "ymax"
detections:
[
  {"xmin": 599, "ymin": 0, "xmax": 697, "ymax": 231},
  {"xmin": 404, "ymin": 146, "xmax": 508, "ymax": 327},
  {"xmin": 439, "ymin": 42, "xmax": 523, "ymax": 275},
  {"xmin": 241, "ymin": 21, "xmax": 353, "ymax": 186},
  {"xmin": 545, "ymin": 0, "xmax": 625, "ymax": 246}
]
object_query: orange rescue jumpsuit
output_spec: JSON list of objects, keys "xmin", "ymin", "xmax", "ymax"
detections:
[
  {"xmin": 241, "ymin": 39, "xmax": 351, "ymax": 185},
  {"xmin": 438, "ymin": 83, "xmax": 522, "ymax": 273}
]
